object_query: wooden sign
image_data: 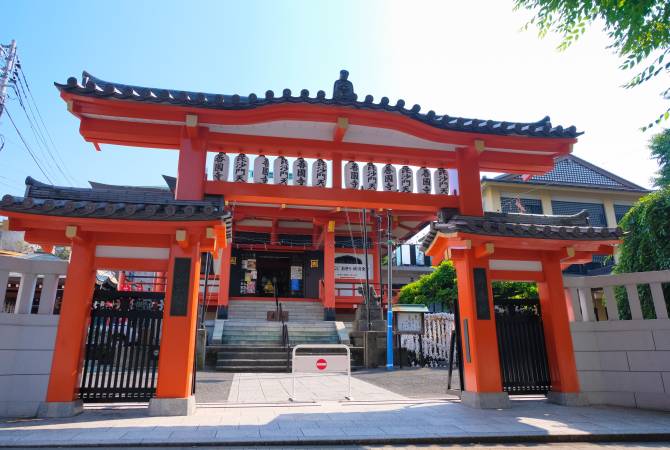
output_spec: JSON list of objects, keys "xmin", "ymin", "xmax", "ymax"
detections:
[
  {"xmin": 170, "ymin": 257, "xmax": 191, "ymax": 317},
  {"xmin": 473, "ymin": 268, "xmax": 491, "ymax": 320},
  {"xmin": 396, "ymin": 312, "xmax": 424, "ymax": 334}
]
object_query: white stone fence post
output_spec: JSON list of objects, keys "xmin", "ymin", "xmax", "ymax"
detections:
[{"xmin": 563, "ymin": 270, "xmax": 670, "ymax": 322}]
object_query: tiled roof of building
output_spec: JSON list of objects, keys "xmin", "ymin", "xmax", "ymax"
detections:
[
  {"xmin": 0, "ymin": 177, "xmax": 231, "ymax": 227},
  {"xmin": 487, "ymin": 154, "xmax": 649, "ymax": 192},
  {"xmin": 421, "ymin": 209, "xmax": 622, "ymax": 252},
  {"xmin": 56, "ymin": 70, "xmax": 582, "ymax": 139}
]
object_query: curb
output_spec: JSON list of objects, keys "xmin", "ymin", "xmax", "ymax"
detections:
[{"xmin": 2, "ymin": 432, "xmax": 670, "ymax": 448}]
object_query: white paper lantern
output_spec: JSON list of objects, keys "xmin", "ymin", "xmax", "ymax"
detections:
[
  {"xmin": 434, "ymin": 168, "xmax": 449, "ymax": 194},
  {"xmin": 274, "ymin": 156, "xmax": 289, "ymax": 185},
  {"xmin": 363, "ymin": 163, "xmax": 378, "ymax": 190},
  {"xmin": 212, "ymin": 152, "xmax": 229, "ymax": 181},
  {"xmin": 399, "ymin": 166, "xmax": 413, "ymax": 193},
  {"xmin": 382, "ymin": 164, "xmax": 397, "ymax": 192},
  {"xmin": 253, "ymin": 155, "xmax": 269, "ymax": 183},
  {"xmin": 417, "ymin": 167, "xmax": 431, "ymax": 194},
  {"xmin": 233, "ymin": 154, "xmax": 249, "ymax": 182},
  {"xmin": 344, "ymin": 161, "xmax": 359, "ymax": 189},
  {"xmin": 293, "ymin": 157, "xmax": 308, "ymax": 186},
  {"xmin": 312, "ymin": 158, "xmax": 327, "ymax": 187}
]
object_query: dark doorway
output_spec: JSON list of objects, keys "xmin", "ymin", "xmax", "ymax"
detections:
[{"xmin": 494, "ymin": 297, "xmax": 551, "ymax": 394}]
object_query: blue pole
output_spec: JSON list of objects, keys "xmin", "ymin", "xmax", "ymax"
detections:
[{"xmin": 386, "ymin": 210, "xmax": 394, "ymax": 370}]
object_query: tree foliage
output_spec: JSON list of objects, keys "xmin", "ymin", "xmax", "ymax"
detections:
[
  {"xmin": 514, "ymin": 0, "xmax": 670, "ymax": 130},
  {"xmin": 398, "ymin": 260, "xmax": 539, "ymax": 310},
  {"xmin": 650, "ymin": 128, "xmax": 670, "ymax": 187},
  {"xmin": 614, "ymin": 187, "xmax": 670, "ymax": 318}
]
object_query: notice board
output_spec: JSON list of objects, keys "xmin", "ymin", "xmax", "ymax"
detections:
[{"xmin": 170, "ymin": 257, "xmax": 191, "ymax": 316}]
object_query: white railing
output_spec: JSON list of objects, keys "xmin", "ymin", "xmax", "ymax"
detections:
[{"xmin": 563, "ymin": 270, "xmax": 670, "ymax": 322}]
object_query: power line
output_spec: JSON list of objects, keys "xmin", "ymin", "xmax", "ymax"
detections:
[
  {"xmin": 16, "ymin": 64, "xmax": 78, "ymax": 185},
  {"xmin": 4, "ymin": 107, "xmax": 54, "ymax": 184}
]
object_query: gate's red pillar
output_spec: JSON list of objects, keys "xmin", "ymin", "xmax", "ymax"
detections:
[
  {"xmin": 175, "ymin": 128, "xmax": 207, "ymax": 201},
  {"xmin": 216, "ymin": 243, "xmax": 232, "ymax": 319},
  {"xmin": 451, "ymin": 248, "xmax": 510, "ymax": 408},
  {"xmin": 456, "ymin": 144, "xmax": 484, "ymax": 217},
  {"xmin": 150, "ymin": 241, "xmax": 201, "ymax": 415},
  {"xmin": 323, "ymin": 220, "xmax": 336, "ymax": 320},
  {"xmin": 42, "ymin": 238, "xmax": 96, "ymax": 416},
  {"xmin": 538, "ymin": 252, "xmax": 585, "ymax": 405}
]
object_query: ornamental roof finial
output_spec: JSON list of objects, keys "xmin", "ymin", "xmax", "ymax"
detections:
[{"xmin": 333, "ymin": 69, "xmax": 356, "ymax": 102}]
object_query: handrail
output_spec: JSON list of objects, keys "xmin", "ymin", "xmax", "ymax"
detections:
[{"xmin": 279, "ymin": 302, "xmax": 290, "ymax": 370}]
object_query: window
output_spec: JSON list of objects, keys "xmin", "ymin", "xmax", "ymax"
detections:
[
  {"xmin": 614, "ymin": 204, "xmax": 632, "ymax": 224},
  {"xmin": 500, "ymin": 197, "xmax": 543, "ymax": 214},
  {"xmin": 551, "ymin": 200, "xmax": 607, "ymax": 227}
]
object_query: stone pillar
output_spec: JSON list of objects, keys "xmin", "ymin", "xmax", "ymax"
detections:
[
  {"xmin": 0, "ymin": 270, "xmax": 9, "ymax": 311},
  {"xmin": 451, "ymin": 248, "xmax": 509, "ymax": 409},
  {"xmin": 539, "ymin": 252, "xmax": 586, "ymax": 406},
  {"xmin": 38, "ymin": 274, "xmax": 60, "ymax": 315},
  {"xmin": 323, "ymin": 221, "xmax": 336, "ymax": 321},
  {"xmin": 14, "ymin": 273, "xmax": 37, "ymax": 314},
  {"xmin": 150, "ymin": 242, "xmax": 201, "ymax": 416},
  {"xmin": 40, "ymin": 239, "xmax": 96, "ymax": 417},
  {"xmin": 216, "ymin": 244, "xmax": 232, "ymax": 320}
]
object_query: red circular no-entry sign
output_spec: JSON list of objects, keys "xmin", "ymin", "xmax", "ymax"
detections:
[{"xmin": 316, "ymin": 358, "xmax": 327, "ymax": 371}]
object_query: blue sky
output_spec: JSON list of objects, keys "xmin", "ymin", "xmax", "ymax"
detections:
[{"xmin": 1, "ymin": 0, "xmax": 667, "ymax": 195}]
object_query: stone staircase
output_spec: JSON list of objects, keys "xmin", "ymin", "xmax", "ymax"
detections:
[
  {"xmin": 214, "ymin": 302, "xmax": 342, "ymax": 372},
  {"xmin": 228, "ymin": 300, "xmax": 324, "ymax": 321}
]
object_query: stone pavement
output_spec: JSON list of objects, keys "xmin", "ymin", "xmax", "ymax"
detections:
[
  {"xmin": 226, "ymin": 373, "xmax": 411, "ymax": 403},
  {"xmin": 1, "ymin": 398, "xmax": 670, "ymax": 447}
]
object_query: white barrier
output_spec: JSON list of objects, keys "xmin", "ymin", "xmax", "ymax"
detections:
[{"xmin": 290, "ymin": 344, "xmax": 351, "ymax": 401}]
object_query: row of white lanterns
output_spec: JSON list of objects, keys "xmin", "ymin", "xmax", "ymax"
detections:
[{"xmin": 212, "ymin": 153, "xmax": 450, "ymax": 194}]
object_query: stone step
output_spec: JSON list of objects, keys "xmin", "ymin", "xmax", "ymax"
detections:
[
  {"xmin": 215, "ymin": 365, "xmax": 288, "ymax": 373},
  {"xmin": 217, "ymin": 358, "xmax": 287, "ymax": 367},
  {"xmin": 218, "ymin": 352, "xmax": 289, "ymax": 360}
]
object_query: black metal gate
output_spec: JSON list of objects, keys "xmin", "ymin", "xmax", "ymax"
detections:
[
  {"xmin": 79, "ymin": 290, "xmax": 164, "ymax": 403},
  {"xmin": 494, "ymin": 298, "xmax": 551, "ymax": 394}
]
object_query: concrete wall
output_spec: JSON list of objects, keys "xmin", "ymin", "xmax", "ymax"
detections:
[
  {"xmin": 571, "ymin": 319, "xmax": 670, "ymax": 411},
  {"xmin": 0, "ymin": 313, "xmax": 58, "ymax": 418}
]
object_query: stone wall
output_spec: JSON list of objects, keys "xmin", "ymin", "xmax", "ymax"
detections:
[
  {"xmin": 571, "ymin": 319, "xmax": 670, "ymax": 411},
  {"xmin": 0, "ymin": 313, "xmax": 58, "ymax": 417}
]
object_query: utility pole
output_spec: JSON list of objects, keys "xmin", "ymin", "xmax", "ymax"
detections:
[{"xmin": 0, "ymin": 40, "xmax": 18, "ymax": 119}]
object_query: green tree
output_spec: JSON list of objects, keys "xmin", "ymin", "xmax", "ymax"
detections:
[
  {"xmin": 398, "ymin": 261, "xmax": 539, "ymax": 310},
  {"xmin": 650, "ymin": 129, "xmax": 670, "ymax": 187},
  {"xmin": 514, "ymin": 0, "xmax": 670, "ymax": 130},
  {"xmin": 614, "ymin": 187, "xmax": 670, "ymax": 318}
]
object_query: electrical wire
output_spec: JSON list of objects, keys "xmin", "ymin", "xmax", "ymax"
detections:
[
  {"xmin": 17, "ymin": 65, "xmax": 78, "ymax": 185},
  {"xmin": 3, "ymin": 107, "xmax": 54, "ymax": 184}
]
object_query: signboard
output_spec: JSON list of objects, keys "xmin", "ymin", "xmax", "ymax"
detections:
[
  {"xmin": 310, "ymin": 259, "xmax": 319, "ymax": 268},
  {"xmin": 396, "ymin": 312, "xmax": 423, "ymax": 334},
  {"xmin": 334, "ymin": 253, "xmax": 374, "ymax": 280},
  {"xmin": 473, "ymin": 268, "xmax": 491, "ymax": 320},
  {"xmin": 169, "ymin": 258, "xmax": 191, "ymax": 316},
  {"xmin": 292, "ymin": 354, "xmax": 349, "ymax": 373}
]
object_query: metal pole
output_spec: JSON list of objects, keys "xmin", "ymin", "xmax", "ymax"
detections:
[
  {"xmin": 386, "ymin": 210, "xmax": 394, "ymax": 370},
  {"xmin": 362, "ymin": 208, "xmax": 370, "ymax": 329},
  {"xmin": 199, "ymin": 252, "xmax": 211, "ymax": 328},
  {"xmin": 377, "ymin": 214, "xmax": 383, "ymax": 300},
  {"xmin": 0, "ymin": 40, "xmax": 17, "ymax": 119}
]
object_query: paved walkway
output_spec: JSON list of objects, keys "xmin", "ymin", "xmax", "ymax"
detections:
[{"xmin": 1, "ymin": 399, "xmax": 669, "ymax": 447}]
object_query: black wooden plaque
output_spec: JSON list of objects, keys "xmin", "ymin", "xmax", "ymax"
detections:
[
  {"xmin": 473, "ymin": 268, "xmax": 491, "ymax": 320},
  {"xmin": 170, "ymin": 257, "xmax": 191, "ymax": 316},
  {"xmin": 463, "ymin": 319, "xmax": 471, "ymax": 363}
]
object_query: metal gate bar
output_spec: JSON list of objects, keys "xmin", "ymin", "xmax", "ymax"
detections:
[
  {"xmin": 79, "ymin": 291, "xmax": 164, "ymax": 403},
  {"xmin": 495, "ymin": 298, "xmax": 551, "ymax": 394}
]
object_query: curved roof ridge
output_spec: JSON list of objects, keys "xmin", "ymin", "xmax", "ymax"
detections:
[{"xmin": 55, "ymin": 70, "xmax": 582, "ymax": 139}]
